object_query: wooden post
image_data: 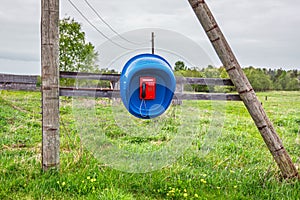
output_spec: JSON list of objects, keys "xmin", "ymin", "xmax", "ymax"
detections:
[
  {"xmin": 188, "ymin": 0, "xmax": 299, "ymax": 179},
  {"xmin": 41, "ymin": 0, "xmax": 60, "ymax": 171},
  {"xmin": 151, "ymin": 32, "xmax": 155, "ymax": 54}
]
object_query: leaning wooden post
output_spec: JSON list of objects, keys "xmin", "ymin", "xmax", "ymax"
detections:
[
  {"xmin": 41, "ymin": 0, "xmax": 60, "ymax": 171},
  {"xmin": 188, "ymin": 0, "xmax": 299, "ymax": 179}
]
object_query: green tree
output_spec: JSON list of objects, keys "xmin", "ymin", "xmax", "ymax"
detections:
[
  {"xmin": 218, "ymin": 66, "xmax": 229, "ymax": 79},
  {"xmin": 286, "ymin": 78, "xmax": 300, "ymax": 91},
  {"xmin": 202, "ymin": 65, "xmax": 220, "ymax": 78},
  {"xmin": 243, "ymin": 67, "xmax": 272, "ymax": 91},
  {"xmin": 174, "ymin": 61, "xmax": 187, "ymax": 71},
  {"xmin": 59, "ymin": 17, "xmax": 98, "ymax": 73}
]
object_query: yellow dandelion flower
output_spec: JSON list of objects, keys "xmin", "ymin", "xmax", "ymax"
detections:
[
  {"xmin": 183, "ymin": 193, "xmax": 188, "ymax": 198},
  {"xmin": 87, "ymin": 176, "xmax": 91, "ymax": 180},
  {"xmin": 195, "ymin": 194, "xmax": 199, "ymax": 198},
  {"xmin": 184, "ymin": 189, "xmax": 187, "ymax": 193},
  {"xmin": 62, "ymin": 182, "xmax": 66, "ymax": 186},
  {"xmin": 200, "ymin": 179, "xmax": 207, "ymax": 184}
]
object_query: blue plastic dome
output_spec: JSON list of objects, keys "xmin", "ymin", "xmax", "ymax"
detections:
[{"xmin": 120, "ymin": 54, "xmax": 176, "ymax": 119}]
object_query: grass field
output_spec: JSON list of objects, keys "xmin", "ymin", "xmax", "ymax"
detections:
[{"xmin": 0, "ymin": 90, "xmax": 299, "ymax": 199}]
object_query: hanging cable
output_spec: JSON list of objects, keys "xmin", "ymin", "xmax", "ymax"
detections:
[
  {"xmin": 67, "ymin": 0, "xmax": 132, "ymax": 50},
  {"xmin": 139, "ymin": 99, "xmax": 147, "ymax": 118},
  {"xmin": 83, "ymin": 0, "xmax": 149, "ymax": 46}
]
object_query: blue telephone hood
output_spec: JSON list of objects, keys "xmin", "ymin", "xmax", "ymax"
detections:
[{"xmin": 120, "ymin": 54, "xmax": 176, "ymax": 119}]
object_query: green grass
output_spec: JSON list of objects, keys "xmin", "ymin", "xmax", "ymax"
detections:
[{"xmin": 0, "ymin": 90, "xmax": 300, "ymax": 199}]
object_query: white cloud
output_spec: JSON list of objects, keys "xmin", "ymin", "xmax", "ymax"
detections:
[{"xmin": 0, "ymin": 0, "xmax": 299, "ymax": 75}]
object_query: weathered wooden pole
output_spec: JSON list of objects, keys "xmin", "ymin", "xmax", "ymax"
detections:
[
  {"xmin": 151, "ymin": 32, "xmax": 155, "ymax": 54},
  {"xmin": 188, "ymin": 0, "xmax": 299, "ymax": 179},
  {"xmin": 41, "ymin": 0, "xmax": 60, "ymax": 171}
]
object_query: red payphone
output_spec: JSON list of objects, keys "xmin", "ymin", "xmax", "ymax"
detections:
[{"xmin": 139, "ymin": 77, "xmax": 156, "ymax": 100}]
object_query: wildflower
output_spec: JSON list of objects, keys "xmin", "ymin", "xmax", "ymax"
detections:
[
  {"xmin": 217, "ymin": 187, "xmax": 221, "ymax": 190},
  {"xmin": 87, "ymin": 176, "xmax": 91, "ymax": 180},
  {"xmin": 82, "ymin": 180, "xmax": 85, "ymax": 183},
  {"xmin": 234, "ymin": 185, "xmax": 237, "ymax": 189},
  {"xmin": 57, "ymin": 181, "xmax": 60, "ymax": 184},
  {"xmin": 62, "ymin": 182, "xmax": 66, "ymax": 186},
  {"xmin": 184, "ymin": 189, "xmax": 187, "ymax": 193},
  {"xmin": 90, "ymin": 178, "xmax": 96, "ymax": 182},
  {"xmin": 195, "ymin": 194, "xmax": 199, "ymax": 198},
  {"xmin": 168, "ymin": 188, "xmax": 175, "ymax": 194},
  {"xmin": 200, "ymin": 179, "xmax": 207, "ymax": 184},
  {"xmin": 183, "ymin": 193, "xmax": 188, "ymax": 198}
]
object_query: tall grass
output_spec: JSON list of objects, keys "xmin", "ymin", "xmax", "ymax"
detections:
[{"xmin": 0, "ymin": 90, "xmax": 299, "ymax": 199}]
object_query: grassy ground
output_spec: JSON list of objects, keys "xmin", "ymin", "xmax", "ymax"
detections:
[{"xmin": 0, "ymin": 90, "xmax": 299, "ymax": 199}]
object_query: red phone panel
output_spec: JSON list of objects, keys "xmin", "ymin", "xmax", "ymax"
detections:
[{"xmin": 139, "ymin": 77, "xmax": 156, "ymax": 100}]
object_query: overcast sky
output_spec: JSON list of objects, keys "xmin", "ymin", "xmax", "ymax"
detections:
[{"xmin": 0, "ymin": 0, "xmax": 300, "ymax": 75}]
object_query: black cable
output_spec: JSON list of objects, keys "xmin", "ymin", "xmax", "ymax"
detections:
[
  {"xmin": 83, "ymin": 0, "xmax": 149, "ymax": 46},
  {"xmin": 67, "ymin": 0, "xmax": 132, "ymax": 50}
]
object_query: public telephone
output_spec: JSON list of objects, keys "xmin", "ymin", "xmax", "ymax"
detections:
[
  {"xmin": 120, "ymin": 54, "xmax": 175, "ymax": 119},
  {"xmin": 139, "ymin": 77, "xmax": 156, "ymax": 100}
]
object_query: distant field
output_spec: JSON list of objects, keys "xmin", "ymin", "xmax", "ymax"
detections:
[{"xmin": 0, "ymin": 90, "xmax": 299, "ymax": 199}]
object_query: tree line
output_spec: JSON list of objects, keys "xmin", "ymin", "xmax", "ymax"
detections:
[{"xmin": 174, "ymin": 61, "xmax": 300, "ymax": 92}]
